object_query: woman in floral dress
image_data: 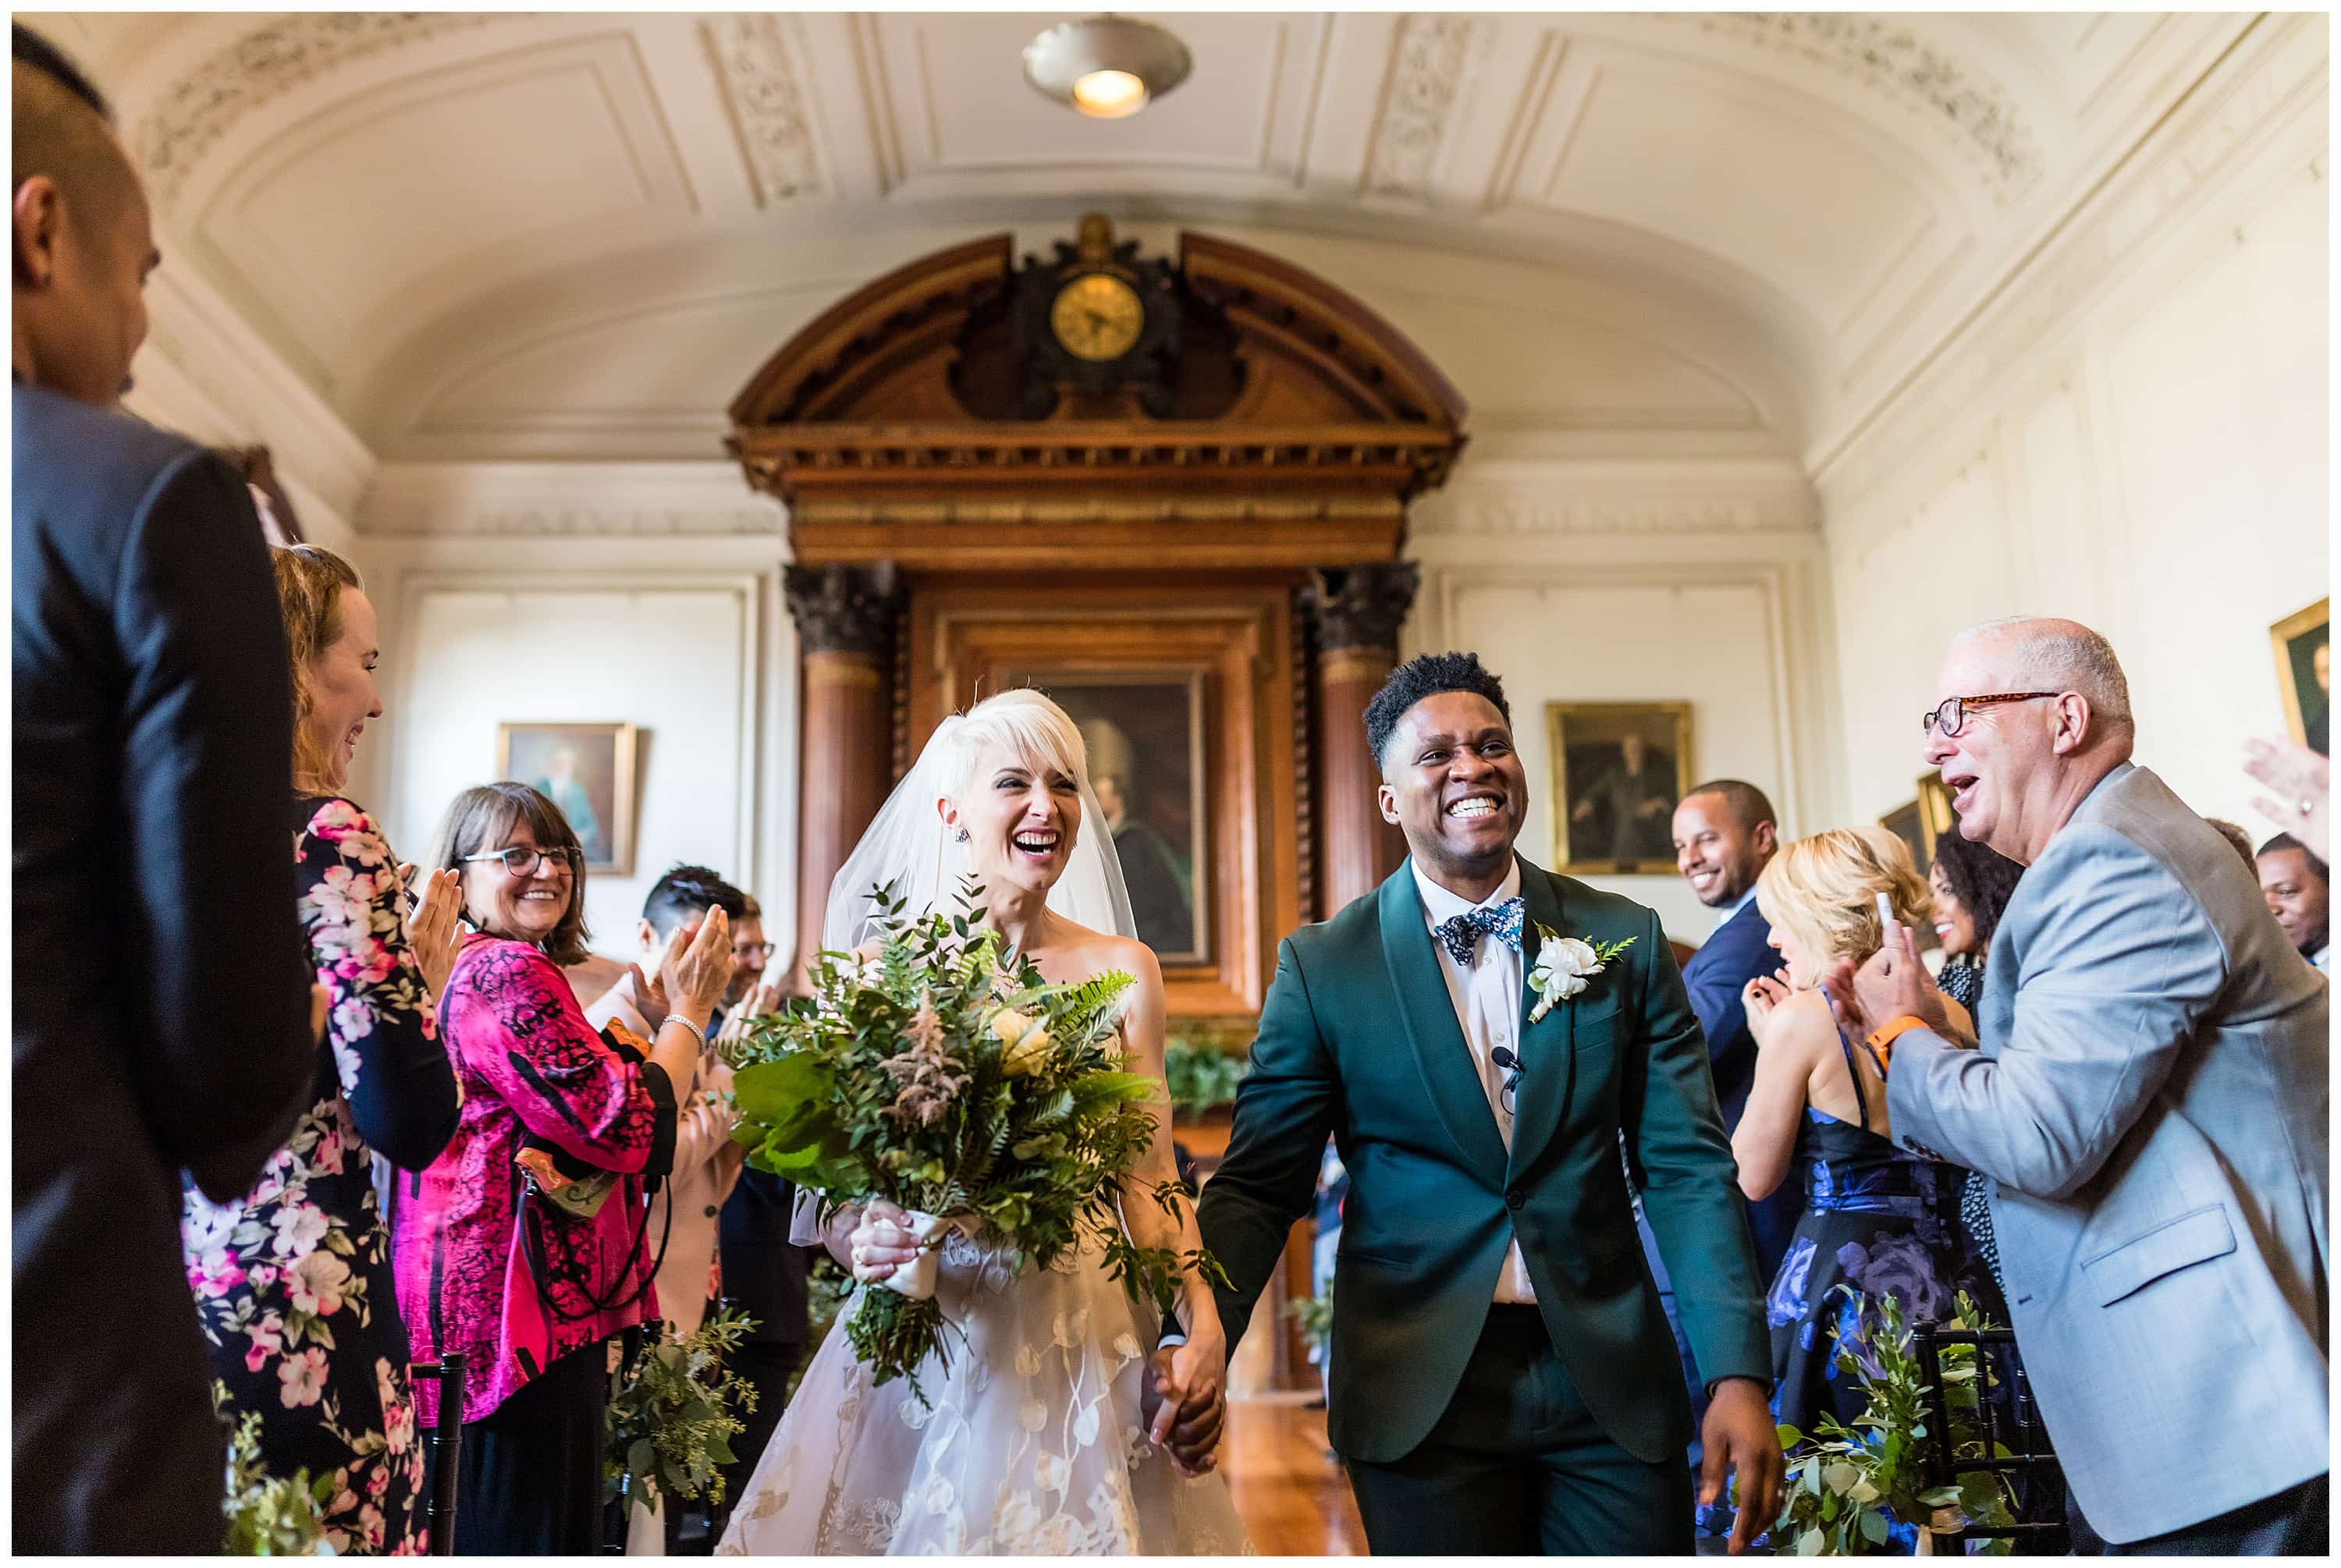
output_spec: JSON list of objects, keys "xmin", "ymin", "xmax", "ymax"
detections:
[
  {"xmin": 182, "ymin": 546, "xmax": 464, "ymax": 1554},
  {"xmin": 1726, "ymin": 828, "xmax": 2006, "ymax": 1445}
]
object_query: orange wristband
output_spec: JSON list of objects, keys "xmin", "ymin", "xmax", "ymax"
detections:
[{"xmin": 1864, "ymin": 1014, "xmax": 1931, "ymax": 1068}]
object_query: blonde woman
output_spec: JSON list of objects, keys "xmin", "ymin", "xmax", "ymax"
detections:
[
  {"xmin": 1730, "ymin": 827, "xmax": 2003, "ymax": 1445},
  {"xmin": 719, "ymin": 689, "xmax": 1249, "ymax": 1555}
]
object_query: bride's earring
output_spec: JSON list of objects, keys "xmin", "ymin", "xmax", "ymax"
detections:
[{"xmin": 953, "ymin": 828, "xmax": 971, "ymax": 844}]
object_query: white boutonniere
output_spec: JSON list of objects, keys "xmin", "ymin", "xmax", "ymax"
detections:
[{"xmin": 1527, "ymin": 925, "xmax": 1636, "ymax": 1023}]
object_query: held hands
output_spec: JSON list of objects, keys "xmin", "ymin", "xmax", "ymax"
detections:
[
  {"xmin": 1701, "ymin": 1376, "xmax": 1785, "ymax": 1555},
  {"xmin": 1139, "ymin": 1339, "xmax": 1226, "ymax": 1478},
  {"xmin": 1819, "ymin": 919, "xmax": 1946, "ymax": 1040},
  {"xmin": 398, "ymin": 863, "xmax": 465, "ymax": 999},
  {"xmin": 1740, "ymin": 973, "xmax": 1791, "ymax": 1046}
]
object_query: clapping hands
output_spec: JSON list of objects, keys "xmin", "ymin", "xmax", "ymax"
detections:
[
  {"xmin": 1739, "ymin": 973, "xmax": 1791, "ymax": 1045},
  {"xmin": 1819, "ymin": 918, "xmax": 1946, "ymax": 1038},
  {"xmin": 398, "ymin": 863, "xmax": 465, "ymax": 999}
]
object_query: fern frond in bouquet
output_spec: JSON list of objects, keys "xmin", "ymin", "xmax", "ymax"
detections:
[{"xmin": 723, "ymin": 879, "xmax": 1226, "ymax": 1403}]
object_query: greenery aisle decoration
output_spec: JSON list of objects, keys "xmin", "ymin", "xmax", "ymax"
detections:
[
  {"xmin": 1283, "ymin": 1280, "xmax": 1334, "ymax": 1368},
  {"xmin": 1163, "ymin": 1038, "xmax": 1248, "ymax": 1119},
  {"xmin": 1762, "ymin": 1287, "xmax": 2018, "ymax": 1555},
  {"xmin": 215, "ymin": 1382, "xmax": 332, "ymax": 1555},
  {"xmin": 725, "ymin": 880, "xmax": 1228, "ymax": 1404},
  {"xmin": 604, "ymin": 1309, "xmax": 761, "ymax": 1511}
]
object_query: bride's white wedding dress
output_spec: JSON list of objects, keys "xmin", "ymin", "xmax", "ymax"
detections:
[{"xmin": 716, "ymin": 1217, "xmax": 1253, "ymax": 1555}]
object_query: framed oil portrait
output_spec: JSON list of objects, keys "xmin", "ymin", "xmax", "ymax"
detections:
[
  {"xmin": 498, "ymin": 722, "xmax": 638, "ymax": 875},
  {"xmin": 1880, "ymin": 776, "xmax": 1952, "ymax": 953},
  {"xmin": 2272, "ymin": 598, "xmax": 2330, "ymax": 757},
  {"xmin": 1012, "ymin": 672, "xmax": 1211, "ymax": 967},
  {"xmin": 1545, "ymin": 701, "xmax": 1693, "ymax": 874}
]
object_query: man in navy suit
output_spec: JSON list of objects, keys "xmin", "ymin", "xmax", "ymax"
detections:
[
  {"xmin": 13, "ymin": 27, "xmax": 315, "ymax": 1552},
  {"xmin": 1642, "ymin": 779, "xmax": 1795, "ymax": 1539}
]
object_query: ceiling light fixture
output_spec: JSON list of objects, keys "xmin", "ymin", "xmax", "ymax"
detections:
[{"xmin": 1023, "ymin": 16, "xmax": 1192, "ymax": 120}]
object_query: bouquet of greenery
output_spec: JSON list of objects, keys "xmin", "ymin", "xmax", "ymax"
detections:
[
  {"xmin": 604, "ymin": 1309, "xmax": 760, "ymax": 1511},
  {"xmin": 725, "ymin": 881, "xmax": 1225, "ymax": 1403},
  {"xmin": 1760, "ymin": 1286, "xmax": 2018, "ymax": 1555},
  {"xmin": 215, "ymin": 1382, "xmax": 333, "ymax": 1556}
]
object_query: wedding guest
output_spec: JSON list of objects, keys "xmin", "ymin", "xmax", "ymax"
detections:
[
  {"xmin": 184, "ymin": 545, "xmax": 464, "ymax": 1553},
  {"xmin": 711, "ymin": 895, "xmax": 813, "ymax": 1545},
  {"xmin": 2256, "ymin": 833, "xmax": 2329, "ymax": 973},
  {"xmin": 1731, "ymin": 828, "xmax": 2002, "ymax": 1446},
  {"xmin": 393, "ymin": 784, "xmax": 734, "ymax": 1555},
  {"xmin": 584, "ymin": 864, "xmax": 751, "ymax": 1343},
  {"xmin": 2206, "ymin": 818, "xmax": 2261, "ymax": 871},
  {"xmin": 1927, "ymin": 830, "xmax": 2024, "ymax": 1293},
  {"xmin": 1835, "ymin": 616, "xmax": 2329, "ymax": 1553},
  {"xmin": 12, "ymin": 27, "xmax": 316, "ymax": 1552},
  {"xmin": 1654, "ymin": 779, "xmax": 1795, "ymax": 1543}
]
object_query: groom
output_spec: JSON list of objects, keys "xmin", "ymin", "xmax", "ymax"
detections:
[{"xmin": 1193, "ymin": 652, "xmax": 1782, "ymax": 1553}]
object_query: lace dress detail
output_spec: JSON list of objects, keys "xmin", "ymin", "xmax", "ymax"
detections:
[{"xmin": 718, "ymin": 1222, "xmax": 1252, "ymax": 1555}]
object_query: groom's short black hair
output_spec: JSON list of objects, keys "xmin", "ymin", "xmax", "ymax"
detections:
[{"xmin": 1364, "ymin": 651, "xmax": 1512, "ymax": 772}]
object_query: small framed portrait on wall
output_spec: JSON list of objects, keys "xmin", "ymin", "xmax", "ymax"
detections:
[
  {"xmin": 1546, "ymin": 701, "xmax": 1693, "ymax": 874},
  {"xmin": 2272, "ymin": 598, "xmax": 2330, "ymax": 757},
  {"xmin": 1018, "ymin": 672, "xmax": 1210, "ymax": 967},
  {"xmin": 498, "ymin": 722, "xmax": 639, "ymax": 875}
]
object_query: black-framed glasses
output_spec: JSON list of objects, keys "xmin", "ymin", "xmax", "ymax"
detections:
[
  {"xmin": 460, "ymin": 845, "xmax": 582, "ymax": 877},
  {"xmin": 1920, "ymin": 692, "xmax": 2062, "ymax": 739},
  {"xmin": 1490, "ymin": 1045, "xmax": 1521, "ymax": 1118},
  {"xmin": 732, "ymin": 941, "xmax": 778, "ymax": 960}
]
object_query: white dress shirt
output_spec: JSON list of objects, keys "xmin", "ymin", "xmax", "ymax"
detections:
[
  {"xmin": 1716, "ymin": 885, "xmax": 1759, "ymax": 930},
  {"xmin": 1411, "ymin": 857, "xmax": 1538, "ymax": 1305}
]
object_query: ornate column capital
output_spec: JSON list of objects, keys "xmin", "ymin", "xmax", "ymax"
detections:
[
  {"xmin": 784, "ymin": 562, "xmax": 901, "ymax": 658},
  {"xmin": 1302, "ymin": 561, "xmax": 1421, "ymax": 657}
]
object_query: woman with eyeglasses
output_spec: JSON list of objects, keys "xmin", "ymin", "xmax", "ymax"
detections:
[
  {"xmin": 392, "ymin": 782, "xmax": 734, "ymax": 1554},
  {"xmin": 182, "ymin": 545, "xmax": 464, "ymax": 1555},
  {"xmin": 1729, "ymin": 828, "xmax": 2007, "ymax": 1473}
]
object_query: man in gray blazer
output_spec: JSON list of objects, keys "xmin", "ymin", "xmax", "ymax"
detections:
[{"xmin": 1830, "ymin": 617, "xmax": 2328, "ymax": 1552}]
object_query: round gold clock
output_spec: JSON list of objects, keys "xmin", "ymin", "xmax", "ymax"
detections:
[{"xmin": 1049, "ymin": 272, "xmax": 1144, "ymax": 362}]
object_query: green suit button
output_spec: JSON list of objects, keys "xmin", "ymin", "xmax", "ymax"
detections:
[{"xmin": 1504, "ymin": 1190, "xmax": 1525, "ymax": 1211}]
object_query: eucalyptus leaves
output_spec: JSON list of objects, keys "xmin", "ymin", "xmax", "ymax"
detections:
[{"xmin": 724, "ymin": 881, "xmax": 1226, "ymax": 1403}]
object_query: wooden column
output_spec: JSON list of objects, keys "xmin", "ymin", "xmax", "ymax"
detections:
[
  {"xmin": 783, "ymin": 563, "xmax": 901, "ymax": 985},
  {"xmin": 1305, "ymin": 562, "xmax": 1421, "ymax": 920}
]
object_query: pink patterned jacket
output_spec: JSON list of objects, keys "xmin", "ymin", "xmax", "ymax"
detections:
[{"xmin": 391, "ymin": 935, "xmax": 675, "ymax": 1425}]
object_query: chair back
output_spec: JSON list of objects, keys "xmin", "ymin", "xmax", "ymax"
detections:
[
  {"xmin": 1911, "ymin": 1323, "xmax": 2066, "ymax": 1550},
  {"xmin": 410, "ymin": 1352, "xmax": 467, "ymax": 1556}
]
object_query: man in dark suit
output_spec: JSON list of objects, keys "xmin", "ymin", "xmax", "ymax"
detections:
[
  {"xmin": 1196, "ymin": 652, "xmax": 1781, "ymax": 1553},
  {"xmin": 709, "ymin": 896, "xmax": 813, "ymax": 1550},
  {"xmin": 12, "ymin": 27, "xmax": 316, "ymax": 1552},
  {"xmin": 1644, "ymin": 779, "xmax": 1797, "ymax": 1541}
]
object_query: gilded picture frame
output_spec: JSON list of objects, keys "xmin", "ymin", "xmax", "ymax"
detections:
[
  {"xmin": 1545, "ymin": 701, "xmax": 1694, "ymax": 874},
  {"xmin": 497, "ymin": 722, "xmax": 639, "ymax": 876},
  {"xmin": 2271, "ymin": 598, "xmax": 2331, "ymax": 757}
]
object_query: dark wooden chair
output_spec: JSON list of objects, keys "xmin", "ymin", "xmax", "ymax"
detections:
[
  {"xmin": 1911, "ymin": 1323, "xmax": 2068, "ymax": 1551},
  {"xmin": 410, "ymin": 1352, "xmax": 467, "ymax": 1556}
]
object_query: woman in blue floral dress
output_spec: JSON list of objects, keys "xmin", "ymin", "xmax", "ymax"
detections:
[
  {"xmin": 1726, "ymin": 827, "xmax": 2007, "ymax": 1442},
  {"xmin": 181, "ymin": 547, "xmax": 464, "ymax": 1553}
]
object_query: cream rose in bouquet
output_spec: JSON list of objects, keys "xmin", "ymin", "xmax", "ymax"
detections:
[{"xmin": 723, "ymin": 881, "xmax": 1225, "ymax": 1403}]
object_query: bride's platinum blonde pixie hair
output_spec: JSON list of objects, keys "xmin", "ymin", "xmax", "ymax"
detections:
[{"xmin": 939, "ymin": 687, "xmax": 1092, "ymax": 804}]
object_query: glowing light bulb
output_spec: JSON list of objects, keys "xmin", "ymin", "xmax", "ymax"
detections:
[{"xmin": 1071, "ymin": 69, "xmax": 1147, "ymax": 119}]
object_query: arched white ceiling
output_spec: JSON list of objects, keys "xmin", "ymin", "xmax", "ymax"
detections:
[{"xmin": 46, "ymin": 10, "xmax": 2257, "ymax": 472}]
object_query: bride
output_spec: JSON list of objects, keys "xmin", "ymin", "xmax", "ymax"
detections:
[{"xmin": 718, "ymin": 690, "xmax": 1253, "ymax": 1556}]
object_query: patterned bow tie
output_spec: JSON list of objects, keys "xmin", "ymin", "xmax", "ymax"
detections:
[{"xmin": 1436, "ymin": 896, "xmax": 1524, "ymax": 967}]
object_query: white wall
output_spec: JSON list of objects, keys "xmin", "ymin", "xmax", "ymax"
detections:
[
  {"xmin": 351, "ymin": 520, "xmax": 794, "ymax": 964},
  {"xmin": 1821, "ymin": 21, "xmax": 2329, "ymax": 832}
]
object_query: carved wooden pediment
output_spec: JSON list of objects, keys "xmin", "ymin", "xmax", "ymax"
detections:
[{"xmin": 729, "ymin": 219, "xmax": 1466, "ymax": 569}]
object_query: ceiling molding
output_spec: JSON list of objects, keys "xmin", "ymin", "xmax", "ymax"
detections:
[
  {"xmin": 702, "ymin": 14, "xmax": 824, "ymax": 208},
  {"xmin": 1661, "ymin": 13, "xmax": 2044, "ymax": 202},
  {"xmin": 361, "ymin": 460, "xmax": 783, "ymax": 537},
  {"xmin": 133, "ymin": 12, "xmax": 503, "ymax": 210},
  {"xmin": 1361, "ymin": 14, "xmax": 1476, "ymax": 200}
]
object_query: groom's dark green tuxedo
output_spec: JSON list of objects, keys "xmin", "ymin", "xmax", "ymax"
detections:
[{"xmin": 1199, "ymin": 856, "xmax": 1768, "ymax": 1468}]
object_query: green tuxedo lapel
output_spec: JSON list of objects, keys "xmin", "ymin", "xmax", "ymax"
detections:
[
  {"xmin": 1377, "ymin": 868, "xmax": 1509, "ymax": 1183},
  {"xmin": 1506, "ymin": 860, "xmax": 1574, "ymax": 1180}
]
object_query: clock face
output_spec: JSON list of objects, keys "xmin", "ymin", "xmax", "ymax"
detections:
[{"xmin": 1050, "ymin": 273, "xmax": 1145, "ymax": 363}]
